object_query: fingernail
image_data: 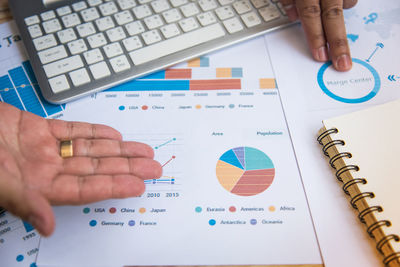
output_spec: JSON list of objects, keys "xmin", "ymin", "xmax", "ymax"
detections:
[
  {"xmin": 313, "ymin": 46, "xmax": 329, "ymax": 62},
  {"xmin": 335, "ymin": 54, "xmax": 352, "ymax": 71}
]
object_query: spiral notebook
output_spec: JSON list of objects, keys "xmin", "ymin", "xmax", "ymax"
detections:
[{"xmin": 317, "ymin": 99, "xmax": 400, "ymax": 267}]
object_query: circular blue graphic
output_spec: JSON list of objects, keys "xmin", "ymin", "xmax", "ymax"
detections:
[
  {"xmin": 209, "ymin": 219, "xmax": 216, "ymax": 226},
  {"xmin": 317, "ymin": 58, "xmax": 381, "ymax": 103},
  {"xmin": 89, "ymin": 220, "xmax": 97, "ymax": 227},
  {"xmin": 16, "ymin": 255, "xmax": 24, "ymax": 262},
  {"xmin": 128, "ymin": 220, "xmax": 135, "ymax": 226},
  {"xmin": 195, "ymin": 207, "xmax": 202, "ymax": 213},
  {"xmin": 250, "ymin": 219, "xmax": 257, "ymax": 225}
]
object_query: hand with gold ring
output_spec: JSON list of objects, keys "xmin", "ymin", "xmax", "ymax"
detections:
[
  {"xmin": 0, "ymin": 102, "xmax": 162, "ymax": 236},
  {"xmin": 280, "ymin": 0, "xmax": 358, "ymax": 71}
]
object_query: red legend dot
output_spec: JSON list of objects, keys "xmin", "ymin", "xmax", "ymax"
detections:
[
  {"xmin": 109, "ymin": 207, "xmax": 117, "ymax": 214},
  {"xmin": 142, "ymin": 105, "xmax": 148, "ymax": 110},
  {"xmin": 229, "ymin": 206, "xmax": 236, "ymax": 212}
]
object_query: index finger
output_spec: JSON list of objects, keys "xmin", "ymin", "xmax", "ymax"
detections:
[
  {"xmin": 321, "ymin": 0, "xmax": 352, "ymax": 71},
  {"xmin": 48, "ymin": 120, "xmax": 123, "ymax": 141}
]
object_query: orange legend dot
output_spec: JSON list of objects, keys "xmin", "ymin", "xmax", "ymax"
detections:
[
  {"xmin": 269, "ymin": 206, "xmax": 276, "ymax": 212},
  {"xmin": 195, "ymin": 104, "xmax": 202, "ymax": 109},
  {"xmin": 139, "ymin": 207, "xmax": 146, "ymax": 214},
  {"xmin": 142, "ymin": 105, "xmax": 148, "ymax": 110}
]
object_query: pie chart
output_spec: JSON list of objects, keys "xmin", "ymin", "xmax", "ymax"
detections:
[{"xmin": 216, "ymin": 147, "xmax": 275, "ymax": 196}]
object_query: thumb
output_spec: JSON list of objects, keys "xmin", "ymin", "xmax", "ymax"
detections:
[{"xmin": 0, "ymin": 175, "xmax": 55, "ymax": 236}]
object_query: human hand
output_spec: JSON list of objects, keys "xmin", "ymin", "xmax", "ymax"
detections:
[
  {"xmin": 0, "ymin": 102, "xmax": 162, "ymax": 236},
  {"xmin": 280, "ymin": 0, "xmax": 358, "ymax": 71}
]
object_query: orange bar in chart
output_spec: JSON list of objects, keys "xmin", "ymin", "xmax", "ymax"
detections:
[
  {"xmin": 187, "ymin": 58, "xmax": 201, "ymax": 67},
  {"xmin": 190, "ymin": 79, "xmax": 241, "ymax": 90},
  {"xmin": 216, "ymin": 68, "xmax": 231, "ymax": 78},
  {"xmin": 259, "ymin": 78, "xmax": 276, "ymax": 89},
  {"xmin": 165, "ymin": 69, "xmax": 192, "ymax": 79}
]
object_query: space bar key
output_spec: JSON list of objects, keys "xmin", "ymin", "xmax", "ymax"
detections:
[{"xmin": 129, "ymin": 24, "xmax": 226, "ymax": 65}]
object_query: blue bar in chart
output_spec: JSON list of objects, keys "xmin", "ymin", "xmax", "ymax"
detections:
[
  {"xmin": 108, "ymin": 79, "xmax": 190, "ymax": 91},
  {"xmin": 9, "ymin": 66, "xmax": 47, "ymax": 117},
  {"xmin": 0, "ymin": 75, "xmax": 24, "ymax": 110},
  {"xmin": 22, "ymin": 221, "xmax": 34, "ymax": 233}
]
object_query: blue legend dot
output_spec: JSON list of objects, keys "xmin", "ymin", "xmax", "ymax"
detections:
[
  {"xmin": 195, "ymin": 207, "xmax": 202, "ymax": 213},
  {"xmin": 229, "ymin": 104, "xmax": 235, "ymax": 109},
  {"xmin": 128, "ymin": 220, "xmax": 135, "ymax": 226},
  {"xmin": 89, "ymin": 220, "xmax": 97, "ymax": 227},
  {"xmin": 30, "ymin": 263, "xmax": 37, "ymax": 267},
  {"xmin": 250, "ymin": 219, "xmax": 257, "ymax": 225},
  {"xmin": 16, "ymin": 255, "xmax": 24, "ymax": 262},
  {"xmin": 83, "ymin": 207, "xmax": 90, "ymax": 214},
  {"xmin": 209, "ymin": 219, "xmax": 216, "ymax": 226},
  {"xmin": 119, "ymin": 105, "xmax": 125, "ymax": 111}
]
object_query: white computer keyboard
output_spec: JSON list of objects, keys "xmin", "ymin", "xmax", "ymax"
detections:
[{"xmin": 10, "ymin": 0, "xmax": 289, "ymax": 103}]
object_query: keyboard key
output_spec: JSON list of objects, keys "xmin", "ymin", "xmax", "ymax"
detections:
[
  {"xmin": 49, "ymin": 75, "xmax": 70, "ymax": 93},
  {"xmin": 41, "ymin": 10, "xmax": 56, "ymax": 21},
  {"xmin": 170, "ymin": 0, "xmax": 188, "ymax": 7},
  {"xmin": 233, "ymin": 0, "xmax": 252, "ymax": 14},
  {"xmin": 103, "ymin": 42, "xmax": 123, "ymax": 58},
  {"xmin": 151, "ymin": 0, "xmax": 170, "ymax": 13},
  {"xmin": 57, "ymin": 28, "xmax": 77, "ymax": 43},
  {"xmin": 87, "ymin": 33, "xmax": 107, "ymax": 48},
  {"xmin": 81, "ymin": 8, "xmax": 100, "ymax": 22},
  {"xmin": 38, "ymin": 45, "xmax": 68, "ymax": 64},
  {"xmin": 251, "ymin": 0, "xmax": 270, "ymax": 8},
  {"xmin": 114, "ymin": 10, "xmax": 134, "ymax": 25},
  {"xmin": 44, "ymin": 55, "xmax": 84, "ymax": 78},
  {"xmin": 84, "ymin": 48, "xmax": 104, "ymax": 64},
  {"xmin": 197, "ymin": 11, "xmax": 217, "ymax": 26},
  {"xmin": 99, "ymin": 2, "xmax": 118, "ymax": 16},
  {"xmin": 142, "ymin": 29, "xmax": 162, "ymax": 45},
  {"xmin": 69, "ymin": 68, "xmax": 91, "ymax": 86},
  {"xmin": 144, "ymin": 15, "xmax": 164, "ymax": 29},
  {"xmin": 215, "ymin": 6, "xmax": 235, "ymax": 20},
  {"xmin": 160, "ymin": 23, "xmax": 180, "ymax": 38},
  {"xmin": 56, "ymin": 6, "xmax": 72, "ymax": 16},
  {"xmin": 162, "ymin": 8, "xmax": 182, "ymax": 23},
  {"xmin": 241, "ymin": 11, "xmax": 261, "ymax": 27},
  {"xmin": 89, "ymin": 61, "xmax": 111, "ymax": 79},
  {"xmin": 61, "ymin": 13, "xmax": 81, "ymax": 28},
  {"xmin": 95, "ymin": 16, "xmax": 115, "ymax": 31},
  {"xmin": 43, "ymin": 19, "xmax": 62, "ymax": 34},
  {"xmin": 77, "ymin": 22, "xmax": 96, "ymax": 37},
  {"xmin": 218, "ymin": 0, "xmax": 234, "ymax": 5},
  {"xmin": 28, "ymin": 24, "xmax": 43, "ymax": 38},
  {"xmin": 179, "ymin": 17, "xmax": 199, "ymax": 32},
  {"xmin": 125, "ymin": 21, "xmax": 145, "ymax": 35},
  {"xmin": 106, "ymin": 26, "xmax": 127, "ymax": 42},
  {"xmin": 223, "ymin": 17, "xmax": 244, "ymax": 33},
  {"xmin": 88, "ymin": 0, "xmax": 103, "ymax": 6},
  {"xmin": 122, "ymin": 36, "xmax": 143, "ymax": 51},
  {"xmin": 117, "ymin": 0, "xmax": 137, "ymax": 9},
  {"xmin": 67, "ymin": 39, "xmax": 88, "ymax": 54},
  {"xmin": 72, "ymin": 1, "xmax": 88, "ymax": 11},
  {"xmin": 198, "ymin": 0, "xmax": 218, "ymax": 12},
  {"xmin": 110, "ymin": 55, "xmax": 131, "ymax": 72},
  {"xmin": 180, "ymin": 3, "xmax": 200, "ymax": 17},
  {"xmin": 33, "ymin": 34, "xmax": 57, "ymax": 51},
  {"xmin": 130, "ymin": 23, "xmax": 225, "ymax": 65},
  {"xmin": 133, "ymin": 4, "xmax": 152, "ymax": 19},
  {"xmin": 25, "ymin": 15, "xmax": 40, "ymax": 26},
  {"xmin": 258, "ymin": 5, "xmax": 280, "ymax": 22}
]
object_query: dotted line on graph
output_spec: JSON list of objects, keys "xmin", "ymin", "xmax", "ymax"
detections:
[{"xmin": 0, "ymin": 83, "xmax": 38, "ymax": 93}]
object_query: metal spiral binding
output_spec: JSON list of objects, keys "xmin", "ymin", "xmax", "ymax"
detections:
[
  {"xmin": 317, "ymin": 128, "xmax": 338, "ymax": 145},
  {"xmin": 384, "ymin": 252, "xmax": 400, "ymax": 266},
  {"xmin": 350, "ymin": 192, "xmax": 375, "ymax": 209},
  {"xmin": 367, "ymin": 220, "xmax": 391, "ymax": 238},
  {"xmin": 358, "ymin": 206, "xmax": 383, "ymax": 224},
  {"xmin": 335, "ymin": 164, "xmax": 359, "ymax": 182},
  {"xmin": 377, "ymin": 234, "xmax": 400, "ymax": 254},
  {"xmin": 318, "ymin": 128, "xmax": 397, "ymax": 266},
  {"xmin": 343, "ymin": 178, "xmax": 367, "ymax": 195},
  {"xmin": 329, "ymin": 152, "xmax": 352, "ymax": 169},
  {"xmin": 322, "ymin": 139, "xmax": 345, "ymax": 156}
]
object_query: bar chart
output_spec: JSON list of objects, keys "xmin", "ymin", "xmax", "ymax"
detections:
[{"xmin": 0, "ymin": 61, "xmax": 65, "ymax": 118}]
